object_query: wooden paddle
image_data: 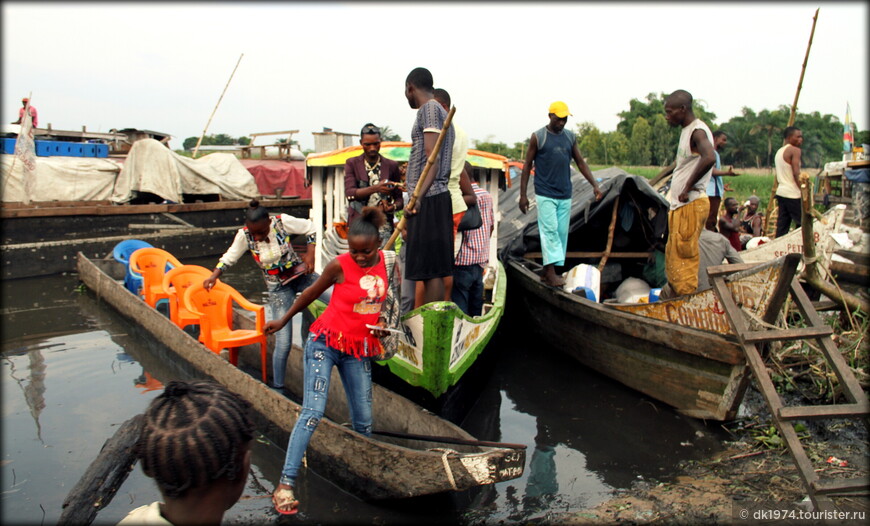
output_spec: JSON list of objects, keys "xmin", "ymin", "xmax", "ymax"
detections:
[{"xmin": 383, "ymin": 105, "xmax": 456, "ymax": 250}]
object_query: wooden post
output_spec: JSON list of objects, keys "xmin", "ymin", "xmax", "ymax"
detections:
[
  {"xmin": 192, "ymin": 53, "xmax": 244, "ymax": 159},
  {"xmin": 798, "ymin": 172, "xmax": 870, "ymax": 313},
  {"xmin": 765, "ymin": 8, "xmax": 820, "ymax": 234},
  {"xmin": 384, "ymin": 106, "xmax": 456, "ymax": 250},
  {"xmin": 598, "ymin": 194, "xmax": 620, "ymax": 272},
  {"xmin": 58, "ymin": 414, "xmax": 144, "ymax": 526}
]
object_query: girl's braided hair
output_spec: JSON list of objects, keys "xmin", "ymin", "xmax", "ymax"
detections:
[{"xmin": 136, "ymin": 380, "xmax": 254, "ymax": 499}]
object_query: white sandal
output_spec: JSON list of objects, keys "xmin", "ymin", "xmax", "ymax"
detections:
[{"xmin": 272, "ymin": 486, "xmax": 299, "ymax": 515}]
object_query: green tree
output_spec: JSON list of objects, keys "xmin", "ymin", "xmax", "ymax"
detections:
[
  {"xmin": 749, "ymin": 107, "xmax": 788, "ymax": 169},
  {"xmin": 183, "ymin": 136, "xmax": 198, "ymax": 150},
  {"xmin": 650, "ymin": 114, "xmax": 673, "ymax": 166},
  {"xmin": 718, "ymin": 110, "xmax": 756, "ymax": 168},
  {"xmin": 574, "ymin": 121, "xmax": 599, "ymax": 145},
  {"xmin": 604, "ymin": 131, "xmax": 629, "ymax": 164},
  {"xmin": 238, "ymin": 136, "xmax": 251, "ymax": 145},
  {"xmin": 579, "ymin": 126, "xmax": 604, "ymax": 163},
  {"xmin": 380, "ymin": 125, "xmax": 401, "ymax": 142},
  {"xmin": 628, "ymin": 117, "xmax": 652, "ymax": 166}
]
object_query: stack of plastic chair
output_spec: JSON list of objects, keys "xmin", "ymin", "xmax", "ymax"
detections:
[
  {"xmin": 129, "ymin": 248, "xmax": 183, "ymax": 308},
  {"xmin": 183, "ymin": 281, "xmax": 268, "ymax": 383},
  {"xmin": 162, "ymin": 265, "xmax": 213, "ymax": 331},
  {"xmin": 112, "ymin": 239, "xmax": 154, "ymax": 297}
]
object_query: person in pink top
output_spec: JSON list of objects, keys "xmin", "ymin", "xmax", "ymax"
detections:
[
  {"xmin": 264, "ymin": 206, "xmax": 394, "ymax": 515},
  {"xmin": 12, "ymin": 97, "xmax": 38, "ymax": 127}
]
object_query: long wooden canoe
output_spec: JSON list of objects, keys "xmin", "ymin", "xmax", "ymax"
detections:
[
  {"xmin": 307, "ymin": 144, "xmax": 508, "ymax": 398},
  {"xmin": 740, "ymin": 205, "xmax": 847, "ymax": 270},
  {"xmin": 76, "ymin": 252, "xmax": 525, "ymax": 500},
  {"xmin": 507, "ymin": 254, "xmax": 800, "ymax": 421}
]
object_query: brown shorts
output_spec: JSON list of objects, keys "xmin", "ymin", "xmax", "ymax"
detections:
[{"xmin": 405, "ymin": 191, "xmax": 453, "ymax": 280}]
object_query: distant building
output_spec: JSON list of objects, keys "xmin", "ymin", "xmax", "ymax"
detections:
[{"xmin": 311, "ymin": 128, "xmax": 356, "ymax": 153}]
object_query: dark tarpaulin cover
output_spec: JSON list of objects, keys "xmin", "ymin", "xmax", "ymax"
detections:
[{"xmin": 498, "ymin": 167, "xmax": 670, "ymax": 263}]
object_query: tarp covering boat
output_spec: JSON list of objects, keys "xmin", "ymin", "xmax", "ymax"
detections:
[
  {"xmin": 113, "ymin": 138, "xmax": 259, "ymax": 203},
  {"xmin": 2, "ymin": 154, "xmax": 124, "ymax": 202},
  {"xmin": 306, "ymin": 141, "xmax": 507, "ymax": 170},
  {"xmin": 239, "ymin": 159, "xmax": 310, "ymax": 199},
  {"xmin": 499, "ymin": 167, "xmax": 670, "ymax": 262}
]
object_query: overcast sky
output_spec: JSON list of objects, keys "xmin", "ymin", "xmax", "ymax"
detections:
[{"xmin": 3, "ymin": 2, "xmax": 867, "ymax": 152}]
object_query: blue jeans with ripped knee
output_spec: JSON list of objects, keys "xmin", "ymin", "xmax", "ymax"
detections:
[
  {"xmin": 279, "ymin": 332, "xmax": 372, "ymax": 488},
  {"xmin": 266, "ymin": 274, "xmax": 331, "ymax": 388}
]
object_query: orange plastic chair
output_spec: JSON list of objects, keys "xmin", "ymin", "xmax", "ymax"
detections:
[
  {"xmin": 183, "ymin": 280, "xmax": 268, "ymax": 383},
  {"xmin": 129, "ymin": 248, "xmax": 183, "ymax": 308},
  {"xmin": 162, "ymin": 265, "xmax": 213, "ymax": 330}
]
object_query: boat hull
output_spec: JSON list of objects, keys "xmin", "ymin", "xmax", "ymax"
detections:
[
  {"xmin": 76, "ymin": 253, "xmax": 525, "ymax": 500},
  {"xmin": 505, "ymin": 257, "xmax": 795, "ymax": 421},
  {"xmin": 381, "ymin": 261, "xmax": 506, "ymax": 398}
]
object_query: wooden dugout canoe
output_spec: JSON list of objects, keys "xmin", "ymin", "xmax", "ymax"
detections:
[
  {"xmin": 507, "ymin": 254, "xmax": 800, "ymax": 421},
  {"xmin": 76, "ymin": 252, "xmax": 525, "ymax": 500},
  {"xmin": 499, "ymin": 168, "xmax": 801, "ymax": 421}
]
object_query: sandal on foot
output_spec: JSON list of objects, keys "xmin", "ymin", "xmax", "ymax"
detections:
[{"xmin": 273, "ymin": 486, "xmax": 299, "ymax": 515}]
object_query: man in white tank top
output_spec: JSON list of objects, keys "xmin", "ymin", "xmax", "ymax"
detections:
[
  {"xmin": 774, "ymin": 126, "xmax": 804, "ymax": 238},
  {"xmin": 660, "ymin": 90, "xmax": 715, "ymax": 297}
]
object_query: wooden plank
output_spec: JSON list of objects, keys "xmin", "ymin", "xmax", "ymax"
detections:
[
  {"xmin": 1, "ymin": 198, "xmax": 311, "ymax": 219},
  {"xmin": 778, "ymin": 402, "xmax": 870, "ymax": 421},
  {"xmin": 58, "ymin": 415, "xmax": 144, "ymax": 525},
  {"xmin": 761, "ymin": 254, "xmax": 801, "ymax": 325},
  {"xmin": 742, "ymin": 326, "xmax": 832, "ymax": 343},
  {"xmin": 788, "ymin": 280, "xmax": 868, "ymax": 404},
  {"xmin": 128, "ymin": 223, "xmax": 193, "ymax": 230},
  {"xmin": 812, "ymin": 476, "xmax": 870, "ymax": 495},
  {"xmin": 524, "ymin": 251, "xmax": 651, "ymax": 259}
]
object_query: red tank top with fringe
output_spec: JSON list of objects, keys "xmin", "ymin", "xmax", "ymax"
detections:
[{"xmin": 309, "ymin": 251, "xmax": 387, "ymax": 358}]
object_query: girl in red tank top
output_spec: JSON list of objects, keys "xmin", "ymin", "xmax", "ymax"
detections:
[{"xmin": 263, "ymin": 207, "xmax": 393, "ymax": 515}]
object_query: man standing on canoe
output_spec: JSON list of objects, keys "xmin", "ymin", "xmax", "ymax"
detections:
[
  {"xmin": 661, "ymin": 89, "xmax": 715, "ymax": 297},
  {"xmin": 519, "ymin": 101, "xmax": 602, "ymax": 288},
  {"xmin": 344, "ymin": 123, "xmax": 404, "ymax": 239},
  {"xmin": 403, "ymin": 67, "xmax": 455, "ymax": 308},
  {"xmin": 774, "ymin": 126, "xmax": 804, "ymax": 238}
]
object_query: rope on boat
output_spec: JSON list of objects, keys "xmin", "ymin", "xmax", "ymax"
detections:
[
  {"xmin": 429, "ymin": 448, "xmax": 458, "ymax": 490},
  {"xmin": 802, "ymin": 255, "xmax": 818, "ymax": 265}
]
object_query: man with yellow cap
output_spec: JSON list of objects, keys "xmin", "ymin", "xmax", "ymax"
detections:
[
  {"xmin": 519, "ymin": 101, "xmax": 602, "ymax": 287},
  {"xmin": 12, "ymin": 97, "xmax": 38, "ymax": 128}
]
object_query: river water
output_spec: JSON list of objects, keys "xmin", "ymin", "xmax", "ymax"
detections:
[{"xmin": 1, "ymin": 255, "xmax": 727, "ymax": 525}]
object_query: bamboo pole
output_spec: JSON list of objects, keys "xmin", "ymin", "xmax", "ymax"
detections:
[
  {"xmin": 598, "ymin": 194, "xmax": 620, "ymax": 272},
  {"xmin": 797, "ymin": 172, "xmax": 869, "ymax": 313},
  {"xmin": 383, "ymin": 106, "xmax": 456, "ymax": 250},
  {"xmin": 764, "ymin": 8, "xmax": 819, "ymax": 234},
  {"xmin": 192, "ymin": 53, "xmax": 244, "ymax": 159}
]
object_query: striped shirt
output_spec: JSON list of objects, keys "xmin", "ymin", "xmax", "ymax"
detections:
[
  {"xmin": 455, "ymin": 184, "xmax": 493, "ymax": 267},
  {"xmin": 407, "ymin": 99, "xmax": 454, "ymax": 198}
]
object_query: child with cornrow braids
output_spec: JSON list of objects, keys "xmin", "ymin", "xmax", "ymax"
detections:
[
  {"xmin": 118, "ymin": 381, "xmax": 254, "ymax": 525},
  {"xmin": 264, "ymin": 206, "xmax": 396, "ymax": 515}
]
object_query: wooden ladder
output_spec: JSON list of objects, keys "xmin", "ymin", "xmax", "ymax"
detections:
[{"xmin": 709, "ymin": 255, "xmax": 870, "ymax": 512}]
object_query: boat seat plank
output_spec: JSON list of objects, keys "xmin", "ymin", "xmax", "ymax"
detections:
[
  {"xmin": 524, "ymin": 251, "xmax": 651, "ymax": 259},
  {"xmin": 741, "ymin": 326, "xmax": 833, "ymax": 343}
]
